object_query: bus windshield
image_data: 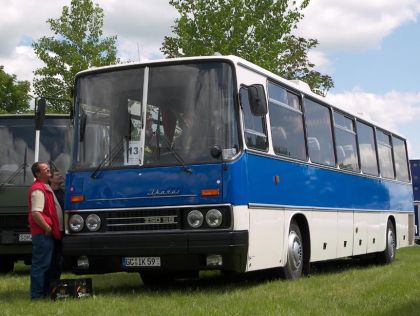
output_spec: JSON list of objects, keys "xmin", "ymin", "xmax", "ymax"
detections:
[
  {"xmin": 0, "ymin": 118, "xmax": 34, "ymax": 185},
  {"xmin": 74, "ymin": 62, "xmax": 238, "ymax": 169},
  {"xmin": 38, "ymin": 118, "xmax": 72, "ymax": 173},
  {"xmin": 0, "ymin": 116, "xmax": 72, "ymax": 185}
]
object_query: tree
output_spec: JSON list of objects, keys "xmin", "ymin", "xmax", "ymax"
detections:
[
  {"xmin": 0, "ymin": 66, "xmax": 31, "ymax": 113},
  {"xmin": 162, "ymin": 0, "xmax": 333, "ymax": 95},
  {"xmin": 33, "ymin": 0, "xmax": 118, "ymax": 112}
]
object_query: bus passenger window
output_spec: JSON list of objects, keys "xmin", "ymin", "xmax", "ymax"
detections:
[
  {"xmin": 240, "ymin": 87, "xmax": 268, "ymax": 151},
  {"xmin": 377, "ymin": 130, "xmax": 395, "ymax": 179},
  {"xmin": 356, "ymin": 122, "xmax": 379, "ymax": 176},
  {"xmin": 392, "ymin": 136, "xmax": 409, "ymax": 182},
  {"xmin": 333, "ymin": 112, "xmax": 359, "ymax": 171},
  {"xmin": 268, "ymin": 82, "xmax": 306, "ymax": 160},
  {"xmin": 303, "ymin": 99, "xmax": 335, "ymax": 166}
]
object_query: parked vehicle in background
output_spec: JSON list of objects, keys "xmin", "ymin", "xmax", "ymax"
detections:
[
  {"xmin": 0, "ymin": 110, "xmax": 72, "ymax": 273},
  {"xmin": 63, "ymin": 56, "xmax": 414, "ymax": 284},
  {"xmin": 410, "ymin": 160, "xmax": 420, "ymax": 244}
]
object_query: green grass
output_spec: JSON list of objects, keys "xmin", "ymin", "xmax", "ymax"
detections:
[{"xmin": 1, "ymin": 245, "xmax": 420, "ymax": 316}]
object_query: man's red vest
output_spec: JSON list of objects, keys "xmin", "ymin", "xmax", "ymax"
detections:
[{"xmin": 28, "ymin": 180, "xmax": 61, "ymax": 240}]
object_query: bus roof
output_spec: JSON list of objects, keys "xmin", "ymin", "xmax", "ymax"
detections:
[{"xmin": 76, "ymin": 55, "xmax": 406, "ymax": 140}]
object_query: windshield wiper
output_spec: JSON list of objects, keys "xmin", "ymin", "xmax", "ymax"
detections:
[
  {"xmin": 90, "ymin": 139, "xmax": 125, "ymax": 179},
  {"xmin": 160, "ymin": 135, "xmax": 192, "ymax": 174},
  {"xmin": 155, "ymin": 110, "xmax": 192, "ymax": 174},
  {"xmin": 0, "ymin": 148, "xmax": 29, "ymax": 186},
  {"xmin": 0, "ymin": 162, "xmax": 28, "ymax": 187}
]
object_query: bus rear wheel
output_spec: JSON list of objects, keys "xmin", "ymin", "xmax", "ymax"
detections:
[
  {"xmin": 377, "ymin": 220, "xmax": 396, "ymax": 264},
  {"xmin": 283, "ymin": 221, "xmax": 303, "ymax": 279}
]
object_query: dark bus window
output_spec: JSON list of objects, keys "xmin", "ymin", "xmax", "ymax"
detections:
[
  {"xmin": 333, "ymin": 112, "xmax": 359, "ymax": 171},
  {"xmin": 378, "ymin": 132, "xmax": 396, "ymax": 179},
  {"xmin": 240, "ymin": 87, "xmax": 268, "ymax": 151},
  {"xmin": 392, "ymin": 136, "xmax": 409, "ymax": 182},
  {"xmin": 377, "ymin": 130, "xmax": 395, "ymax": 179},
  {"xmin": 356, "ymin": 122, "xmax": 379, "ymax": 176},
  {"xmin": 0, "ymin": 118, "xmax": 35, "ymax": 185},
  {"xmin": 303, "ymin": 99, "xmax": 335, "ymax": 166},
  {"xmin": 268, "ymin": 82, "xmax": 306, "ymax": 160},
  {"xmin": 39, "ymin": 117, "xmax": 72, "ymax": 173}
]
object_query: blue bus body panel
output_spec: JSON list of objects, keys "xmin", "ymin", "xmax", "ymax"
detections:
[
  {"xmin": 415, "ymin": 204, "xmax": 419, "ymax": 238},
  {"xmin": 225, "ymin": 152, "xmax": 413, "ymax": 211},
  {"xmin": 65, "ymin": 164, "xmax": 223, "ymax": 210},
  {"xmin": 66, "ymin": 152, "xmax": 413, "ymax": 213}
]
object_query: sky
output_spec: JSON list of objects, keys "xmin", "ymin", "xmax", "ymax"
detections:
[{"xmin": 1, "ymin": 0, "xmax": 420, "ymax": 158}]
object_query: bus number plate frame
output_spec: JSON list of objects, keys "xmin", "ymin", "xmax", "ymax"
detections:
[
  {"xmin": 121, "ymin": 257, "xmax": 161, "ymax": 268},
  {"xmin": 18, "ymin": 233, "xmax": 32, "ymax": 242}
]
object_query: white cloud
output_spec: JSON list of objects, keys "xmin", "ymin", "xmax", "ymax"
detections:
[
  {"xmin": 297, "ymin": 0, "xmax": 420, "ymax": 52},
  {"xmin": 0, "ymin": 46, "xmax": 43, "ymax": 84},
  {"xmin": 0, "ymin": 0, "xmax": 65, "ymax": 56},
  {"xmin": 325, "ymin": 89, "xmax": 420, "ymax": 157},
  {"xmin": 307, "ymin": 50, "xmax": 334, "ymax": 73},
  {"xmin": 99, "ymin": 0, "xmax": 178, "ymax": 61},
  {"xmin": 0, "ymin": 0, "xmax": 177, "ymax": 81},
  {"xmin": 326, "ymin": 89, "xmax": 420, "ymax": 130}
]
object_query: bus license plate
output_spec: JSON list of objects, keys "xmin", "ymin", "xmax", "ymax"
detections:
[
  {"xmin": 18, "ymin": 233, "xmax": 32, "ymax": 242},
  {"xmin": 122, "ymin": 257, "xmax": 161, "ymax": 267}
]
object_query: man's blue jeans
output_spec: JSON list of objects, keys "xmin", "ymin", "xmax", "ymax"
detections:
[{"xmin": 30, "ymin": 234, "xmax": 53, "ymax": 299}]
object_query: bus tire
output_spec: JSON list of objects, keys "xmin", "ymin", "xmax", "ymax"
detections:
[
  {"xmin": 0, "ymin": 257, "xmax": 14, "ymax": 274},
  {"xmin": 283, "ymin": 221, "xmax": 303, "ymax": 279},
  {"xmin": 377, "ymin": 220, "xmax": 396, "ymax": 264}
]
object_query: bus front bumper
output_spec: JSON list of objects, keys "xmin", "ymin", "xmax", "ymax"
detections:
[{"xmin": 62, "ymin": 230, "xmax": 248, "ymax": 273}]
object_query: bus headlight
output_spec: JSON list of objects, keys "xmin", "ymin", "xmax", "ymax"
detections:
[
  {"xmin": 187, "ymin": 210, "xmax": 204, "ymax": 228},
  {"xmin": 86, "ymin": 214, "xmax": 101, "ymax": 232},
  {"xmin": 205, "ymin": 209, "xmax": 223, "ymax": 228},
  {"xmin": 69, "ymin": 214, "xmax": 84, "ymax": 232}
]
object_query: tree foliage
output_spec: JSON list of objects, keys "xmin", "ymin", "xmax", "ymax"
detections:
[
  {"xmin": 162, "ymin": 0, "xmax": 333, "ymax": 95},
  {"xmin": 33, "ymin": 0, "xmax": 118, "ymax": 112},
  {"xmin": 0, "ymin": 66, "xmax": 31, "ymax": 114}
]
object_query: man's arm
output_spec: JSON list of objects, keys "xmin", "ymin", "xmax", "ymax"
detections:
[
  {"xmin": 32, "ymin": 212, "xmax": 52, "ymax": 235},
  {"xmin": 31, "ymin": 189, "xmax": 52, "ymax": 235}
]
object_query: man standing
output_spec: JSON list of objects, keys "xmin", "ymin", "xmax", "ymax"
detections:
[
  {"xmin": 49, "ymin": 168, "xmax": 65, "ymax": 281},
  {"xmin": 28, "ymin": 162, "xmax": 61, "ymax": 299}
]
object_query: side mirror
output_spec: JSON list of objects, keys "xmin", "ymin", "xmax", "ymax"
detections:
[
  {"xmin": 248, "ymin": 84, "xmax": 268, "ymax": 116},
  {"xmin": 35, "ymin": 97, "xmax": 46, "ymax": 130}
]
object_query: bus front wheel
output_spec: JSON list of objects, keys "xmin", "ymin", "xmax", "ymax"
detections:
[
  {"xmin": 0, "ymin": 256, "xmax": 14, "ymax": 274},
  {"xmin": 377, "ymin": 220, "xmax": 396, "ymax": 264},
  {"xmin": 283, "ymin": 221, "xmax": 303, "ymax": 279}
]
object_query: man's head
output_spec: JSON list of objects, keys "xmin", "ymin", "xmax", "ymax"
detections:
[
  {"xmin": 31, "ymin": 162, "xmax": 51, "ymax": 183},
  {"xmin": 50, "ymin": 169, "xmax": 64, "ymax": 188}
]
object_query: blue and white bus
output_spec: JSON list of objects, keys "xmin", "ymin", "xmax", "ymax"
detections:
[{"xmin": 63, "ymin": 56, "xmax": 414, "ymax": 282}]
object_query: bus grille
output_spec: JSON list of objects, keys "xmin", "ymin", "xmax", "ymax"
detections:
[
  {"xmin": 106, "ymin": 209, "xmax": 179, "ymax": 232},
  {"xmin": 0, "ymin": 214, "xmax": 29, "ymax": 230}
]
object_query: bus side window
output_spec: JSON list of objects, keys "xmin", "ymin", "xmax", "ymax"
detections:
[
  {"xmin": 392, "ymin": 136, "xmax": 410, "ymax": 182},
  {"xmin": 333, "ymin": 111, "xmax": 359, "ymax": 171},
  {"xmin": 267, "ymin": 82, "xmax": 306, "ymax": 160},
  {"xmin": 240, "ymin": 87, "xmax": 268, "ymax": 151},
  {"xmin": 376, "ymin": 130, "xmax": 395, "ymax": 179},
  {"xmin": 303, "ymin": 99, "xmax": 335, "ymax": 166},
  {"xmin": 356, "ymin": 121, "xmax": 379, "ymax": 176}
]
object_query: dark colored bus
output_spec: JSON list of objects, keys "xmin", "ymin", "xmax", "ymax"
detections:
[{"xmin": 0, "ymin": 114, "xmax": 71, "ymax": 273}]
